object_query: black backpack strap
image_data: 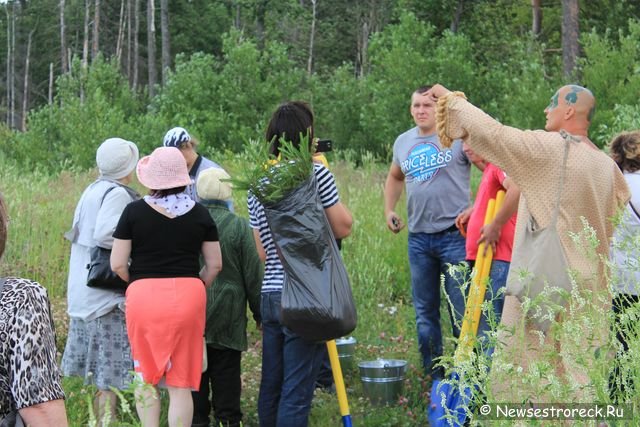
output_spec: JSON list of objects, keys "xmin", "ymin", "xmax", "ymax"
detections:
[
  {"xmin": 98, "ymin": 179, "xmax": 141, "ymax": 204},
  {"xmin": 100, "ymin": 186, "xmax": 118, "ymax": 207},
  {"xmin": 629, "ymin": 200, "xmax": 640, "ymax": 222},
  {"xmin": 99, "ymin": 183, "xmax": 141, "ymax": 207}
]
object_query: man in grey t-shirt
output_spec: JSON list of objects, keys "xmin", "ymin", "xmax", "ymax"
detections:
[{"xmin": 383, "ymin": 85, "xmax": 470, "ymax": 380}]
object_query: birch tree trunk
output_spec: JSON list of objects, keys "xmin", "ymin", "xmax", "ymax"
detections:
[
  {"xmin": 147, "ymin": 0, "xmax": 157, "ymax": 97},
  {"xmin": 22, "ymin": 30, "xmax": 34, "ymax": 131},
  {"xmin": 49, "ymin": 63, "xmax": 54, "ymax": 105},
  {"xmin": 451, "ymin": 0, "xmax": 464, "ymax": 33},
  {"xmin": 356, "ymin": 1, "xmax": 383, "ymax": 78},
  {"xmin": 127, "ymin": 0, "xmax": 132, "ymax": 83},
  {"xmin": 82, "ymin": 0, "xmax": 90, "ymax": 68},
  {"xmin": 234, "ymin": 0, "xmax": 241, "ymax": 29},
  {"xmin": 532, "ymin": 0, "xmax": 542, "ymax": 37},
  {"xmin": 133, "ymin": 0, "xmax": 140, "ymax": 90},
  {"xmin": 93, "ymin": 0, "xmax": 100, "ymax": 59},
  {"xmin": 9, "ymin": 3, "xmax": 16, "ymax": 129},
  {"xmin": 356, "ymin": 20, "xmax": 369, "ymax": 78},
  {"xmin": 307, "ymin": 0, "xmax": 317, "ymax": 76},
  {"xmin": 60, "ymin": 0, "xmax": 67, "ymax": 73},
  {"xmin": 160, "ymin": 0, "xmax": 170, "ymax": 85},
  {"xmin": 116, "ymin": 0, "xmax": 126, "ymax": 63},
  {"xmin": 561, "ymin": 0, "xmax": 579, "ymax": 79},
  {"xmin": 5, "ymin": 5, "xmax": 12, "ymax": 127},
  {"xmin": 255, "ymin": 0, "xmax": 268, "ymax": 50}
]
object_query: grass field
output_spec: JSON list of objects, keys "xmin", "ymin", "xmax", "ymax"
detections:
[
  {"xmin": 0, "ymin": 155, "xmax": 445, "ymax": 426},
  {"xmin": 3, "ymin": 153, "xmax": 634, "ymax": 427}
]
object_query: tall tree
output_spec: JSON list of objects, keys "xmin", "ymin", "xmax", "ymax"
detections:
[
  {"xmin": 451, "ymin": 0, "xmax": 464, "ymax": 33},
  {"xmin": 5, "ymin": 4, "xmax": 12, "ymax": 127},
  {"xmin": 307, "ymin": 0, "xmax": 317, "ymax": 75},
  {"xmin": 8, "ymin": 3, "xmax": 16, "ymax": 128},
  {"xmin": 147, "ymin": 0, "xmax": 157, "ymax": 97},
  {"xmin": 356, "ymin": 18, "xmax": 369, "ymax": 78},
  {"xmin": 562, "ymin": 0, "xmax": 579, "ymax": 78},
  {"xmin": 60, "ymin": 0, "xmax": 67, "ymax": 73},
  {"xmin": 233, "ymin": 0, "xmax": 241, "ymax": 29},
  {"xmin": 92, "ymin": 0, "xmax": 100, "ymax": 59},
  {"xmin": 116, "ymin": 0, "xmax": 126, "ymax": 62},
  {"xmin": 133, "ymin": 0, "xmax": 140, "ymax": 89},
  {"xmin": 126, "ymin": 0, "xmax": 132, "ymax": 81},
  {"xmin": 82, "ymin": 0, "xmax": 90, "ymax": 68},
  {"xmin": 48, "ymin": 62, "xmax": 54, "ymax": 105},
  {"xmin": 160, "ymin": 0, "xmax": 170, "ymax": 85},
  {"xmin": 22, "ymin": 29, "xmax": 34, "ymax": 131},
  {"xmin": 255, "ymin": 0, "xmax": 269, "ymax": 50},
  {"xmin": 531, "ymin": 0, "xmax": 542, "ymax": 37}
]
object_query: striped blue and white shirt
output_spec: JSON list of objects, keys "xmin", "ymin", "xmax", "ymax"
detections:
[{"xmin": 248, "ymin": 163, "xmax": 340, "ymax": 293}]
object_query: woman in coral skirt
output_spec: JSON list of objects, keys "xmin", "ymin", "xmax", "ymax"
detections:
[{"xmin": 111, "ymin": 146, "xmax": 222, "ymax": 427}]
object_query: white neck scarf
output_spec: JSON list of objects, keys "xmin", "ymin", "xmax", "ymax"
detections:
[{"xmin": 144, "ymin": 192, "xmax": 195, "ymax": 217}]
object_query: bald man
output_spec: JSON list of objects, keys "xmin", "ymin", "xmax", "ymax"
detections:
[
  {"xmin": 544, "ymin": 85, "xmax": 597, "ymax": 145},
  {"xmin": 428, "ymin": 84, "xmax": 629, "ymax": 403}
]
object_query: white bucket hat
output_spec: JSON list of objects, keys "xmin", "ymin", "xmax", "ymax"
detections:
[{"xmin": 96, "ymin": 138, "xmax": 139, "ymax": 180}]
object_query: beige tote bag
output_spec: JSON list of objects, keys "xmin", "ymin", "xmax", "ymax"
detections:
[{"xmin": 507, "ymin": 133, "xmax": 572, "ymax": 332}]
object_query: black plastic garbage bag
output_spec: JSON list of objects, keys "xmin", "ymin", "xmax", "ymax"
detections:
[{"xmin": 263, "ymin": 174, "xmax": 357, "ymax": 342}]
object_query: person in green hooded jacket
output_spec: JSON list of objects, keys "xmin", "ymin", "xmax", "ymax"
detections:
[{"xmin": 192, "ymin": 168, "xmax": 263, "ymax": 427}]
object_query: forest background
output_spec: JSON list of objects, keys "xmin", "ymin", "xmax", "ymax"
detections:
[{"xmin": 0, "ymin": 0, "xmax": 640, "ymax": 168}]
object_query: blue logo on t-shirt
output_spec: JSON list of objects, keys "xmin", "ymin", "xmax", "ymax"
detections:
[{"xmin": 401, "ymin": 143, "xmax": 453, "ymax": 182}]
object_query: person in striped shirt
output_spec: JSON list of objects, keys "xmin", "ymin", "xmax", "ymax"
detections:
[{"xmin": 248, "ymin": 101, "xmax": 352, "ymax": 427}]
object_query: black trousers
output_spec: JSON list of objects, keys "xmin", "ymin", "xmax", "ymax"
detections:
[{"xmin": 192, "ymin": 347, "xmax": 242, "ymax": 427}]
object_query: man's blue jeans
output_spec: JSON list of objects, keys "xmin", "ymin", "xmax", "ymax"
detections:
[
  {"xmin": 258, "ymin": 292, "xmax": 323, "ymax": 427},
  {"xmin": 408, "ymin": 229, "xmax": 467, "ymax": 380},
  {"xmin": 474, "ymin": 259, "xmax": 509, "ymax": 358}
]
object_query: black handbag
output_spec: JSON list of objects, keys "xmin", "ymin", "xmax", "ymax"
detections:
[
  {"xmin": 85, "ymin": 185, "xmax": 131, "ymax": 293},
  {"xmin": 86, "ymin": 246, "xmax": 128, "ymax": 292}
]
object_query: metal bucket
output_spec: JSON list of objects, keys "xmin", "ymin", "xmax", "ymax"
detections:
[
  {"xmin": 358, "ymin": 359, "xmax": 407, "ymax": 406},
  {"xmin": 335, "ymin": 336, "xmax": 357, "ymax": 372}
]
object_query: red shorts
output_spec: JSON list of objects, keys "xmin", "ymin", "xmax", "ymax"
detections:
[{"xmin": 125, "ymin": 277, "xmax": 205, "ymax": 389}]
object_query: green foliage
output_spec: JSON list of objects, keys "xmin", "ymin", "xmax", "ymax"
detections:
[
  {"xmin": 215, "ymin": 31, "xmax": 307, "ymax": 151},
  {"xmin": 460, "ymin": 0, "xmax": 557, "ymax": 62},
  {"xmin": 478, "ymin": 39, "xmax": 557, "ymax": 130},
  {"xmin": 598, "ymin": 104, "xmax": 640, "ymax": 146},
  {"xmin": 10, "ymin": 56, "xmax": 143, "ymax": 170},
  {"xmin": 231, "ymin": 136, "xmax": 314, "ymax": 205},
  {"xmin": 311, "ymin": 65, "xmax": 370, "ymax": 155},
  {"xmin": 4, "ymin": 11, "xmax": 640, "ymax": 168},
  {"xmin": 362, "ymin": 12, "xmax": 477, "ymax": 160},
  {"xmin": 152, "ymin": 30, "xmax": 308, "ymax": 156},
  {"xmin": 581, "ymin": 20, "xmax": 640, "ymax": 147},
  {"xmin": 581, "ymin": 0, "xmax": 640, "ymax": 37},
  {"xmin": 151, "ymin": 51, "xmax": 223, "ymax": 145},
  {"xmin": 169, "ymin": 0, "xmax": 230, "ymax": 57}
]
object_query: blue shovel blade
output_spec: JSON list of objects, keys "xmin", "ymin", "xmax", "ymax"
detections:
[
  {"xmin": 428, "ymin": 379, "xmax": 448, "ymax": 426},
  {"xmin": 428, "ymin": 374, "xmax": 475, "ymax": 426}
]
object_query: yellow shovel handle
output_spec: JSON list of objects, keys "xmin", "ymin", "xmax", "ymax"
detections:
[
  {"xmin": 455, "ymin": 189, "xmax": 506, "ymax": 362},
  {"xmin": 326, "ymin": 340, "xmax": 350, "ymax": 417},
  {"xmin": 470, "ymin": 190, "xmax": 505, "ymax": 335}
]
